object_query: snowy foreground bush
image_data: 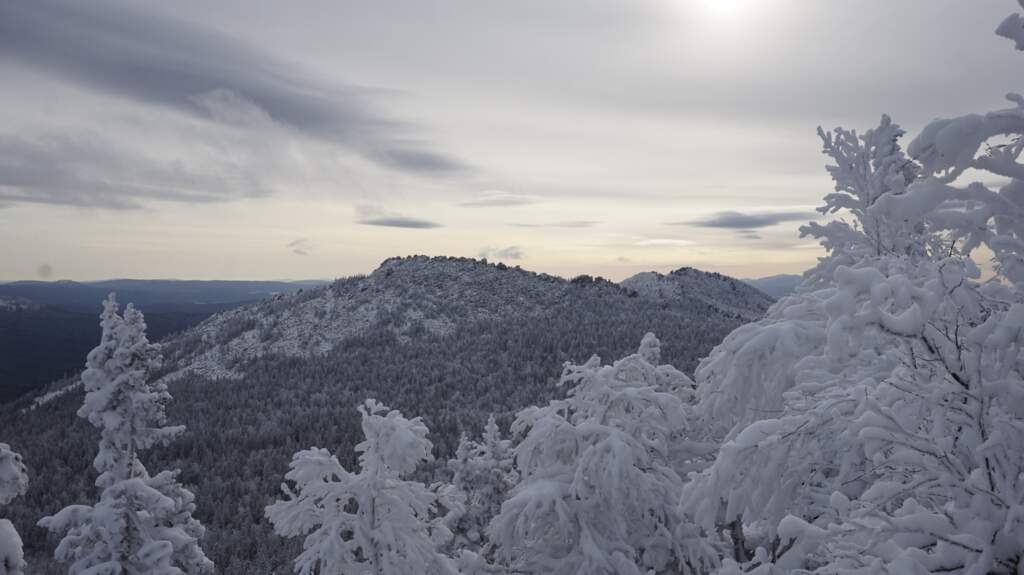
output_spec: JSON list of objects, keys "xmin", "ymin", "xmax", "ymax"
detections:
[
  {"xmin": 681, "ymin": 11, "xmax": 1024, "ymax": 572},
  {"xmin": 0, "ymin": 444, "xmax": 28, "ymax": 575}
]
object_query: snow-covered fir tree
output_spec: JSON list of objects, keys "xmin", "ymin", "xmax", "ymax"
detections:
[
  {"xmin": 489, "ymin": 333, "xmax": 717, "ymax": 575},
  {"xmin": 38, "ymin": 294, "xmax": 213, "ymax": 574},
  {"xmin": 682, "ymin": 9, "xmax": 1024, "ymax": 572},
  {"xmin": 266, "ymin": 398, "xmax": 458, "ymax": 575},
  {"xmin": 0, "ymin": 444, "xmax": 27, "ymax": 575},
  {"xmin": 447, "ymin": 415, "xmax": 516, "ymax": 555}
]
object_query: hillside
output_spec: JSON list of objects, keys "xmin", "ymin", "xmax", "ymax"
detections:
[
  {"xmin": 622, "ymin": 267, "xmax": 776, "ymax": 319},
  {"xmin": 0, "ymin": 279, "xmax": 325, "ymax": 402},
  {"xmin": 158, "ymin": 256, "xmax": 764, "ymax": 384},
  {"xmin": 2, "ymin": 257, "xmax": 772, "ymax": 573}
]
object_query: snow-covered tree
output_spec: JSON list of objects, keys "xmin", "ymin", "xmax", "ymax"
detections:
[
  {"xmin": 447, "ymin": 415, "xmax": 516, "ymax": 554},
  {"xmin": 489, "ymin": 333, "xmax": 717, "ymax": 575},
  {"xmin": 682, "ymin": 9, "xmax": 1024, "ymax": 572},
  {"xmin": 38, "ymin": 294, "xmax": 213, "ymax": 574},
  {"xmin": 266, "ymin": 398, "xmax": 458, "ymax": 575},
  {"xmin": 0, "ymin": 444, "xmax": 27, "ymax": 575}
]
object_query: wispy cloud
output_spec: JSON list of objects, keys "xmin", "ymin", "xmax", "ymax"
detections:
[
  {"xmin": 479, "ymin": 246, "xmax": 524, "ymax": 260},
  {"xmin": 511, "ymin": 221, "xmax": 599, "ymax": 229},
  {"xmin": 356, "ymin": 205, "xmax": 442, "ymax": 229},
  {"xmin": 678, "ymin": 210, "xmax": 815, "ymax": 230},
  {"xmin": 633, "ymin": 239, "xmax": 695, "ymax": 247},
  {"xmin": 0, "ymin": 132, "xmax": 273, "ymax": 208},
  {"xmin": 287, "ymin": 238, "xmax": 310, "ymax": 256},
  {"xmin": 360, "ymin": 217, "xmax": 442, "ymax": 229},
  {"xmin": 460, "ymin": 191, "xmax": 538, "ymax": 207},
  {"xmin": 0, "ymin": 0, "xmax": 468, "ymax": 209}
]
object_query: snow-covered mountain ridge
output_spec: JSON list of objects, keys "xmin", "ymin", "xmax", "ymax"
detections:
[
  {"xmin": 621, "ymin": 267, "xmax": 775, "ymax": 321},
  {"xmin": 158, "ymin": 256, "xmax": 772, "ymax": 383}
]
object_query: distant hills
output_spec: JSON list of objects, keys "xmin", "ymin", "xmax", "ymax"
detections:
[
  {"xmin": 0, "ymin": 279, "xmax": 326, "ymax": 402},
  {"xmin": 743, "ymin": 273, "xmax": 802, "ymax": 298},
  {"xmin": 3, "ymin": 256, "xmax": 775, "ymax": 572},
  {"xmin": 0, "ymin": 279, "xmax": 328, "ymax": 313}
]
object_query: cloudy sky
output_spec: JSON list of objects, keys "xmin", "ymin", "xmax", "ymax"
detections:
[{"xmin": 0, "ymin": 0, "xmax": 1020, "ymax": 281}]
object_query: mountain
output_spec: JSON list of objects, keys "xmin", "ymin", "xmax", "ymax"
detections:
[
  {"xmin": 743, "ymin": 273, "xmax": 803, "ymax": 298},
  {"xmin": 0, "ymin": 280, "xmax": 326, "ymax": 402},
  {"xmin": 160, "ymin": 257, "xmax": 773, "ymax": 384},
  {"xmin": 621, "ymin": 267, "xmax": 776, "ymax": 320},
  {"xmin": 0, "ymin": 279, "xmax": 326, "ymax": 313},
  {"xmin": 1, "ymin": 257, "xmax": 771, "ymax": 574}
]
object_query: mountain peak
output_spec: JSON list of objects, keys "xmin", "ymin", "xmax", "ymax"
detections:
[
  {"xmin": 374, "ymin": 254, "xmax": 521, "ymax": 276},
  {"xmin": 621, "ymin": 267, "xmax": 773, "ymax": 320}
]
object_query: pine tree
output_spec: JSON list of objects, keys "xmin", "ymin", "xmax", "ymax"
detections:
[
  {"xmin": 0, "ymin": 444, "xmax": 27, "ymax": 575},
  {"xmin": 266, "ymin": 398, "xmax": 458, "ymax": 575},
  {"xmin": 490, "ymin": 334, "xmax": 718, "ymax": 575},
  {"xmin": 38, "ymin": 294, "xmax": 213, "ymax": 574},
  {"xmin": 448, "ymin": 415, "xmax": 516, "ymax": 552}
]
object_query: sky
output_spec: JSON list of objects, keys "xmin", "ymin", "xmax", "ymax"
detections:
[{"xmin": 0, "ymin": 0, "xmax": 1021, "ymax": 282}]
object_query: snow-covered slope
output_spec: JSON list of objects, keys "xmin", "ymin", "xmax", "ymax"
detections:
[
  {"xmin": 621, "ymin": 267, "xmax": 775, "ymax": 320},
  {"xmin": 159, "ymin": 256, "xmax": 621, "ymax": 381},
  {"xmin": 158, "ymin": 257, "xmax": 771, "ymax": 383}
]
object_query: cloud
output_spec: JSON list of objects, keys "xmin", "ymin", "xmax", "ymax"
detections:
[
  {"xmin": 479, "ymin": 246, "xmax": 524, "ymax": 260},
  {"xmin": 460, "ymin": 191, "xmax": 538, "ymax": 207},
  {"xmin": 288, "ymin": 238, "xmax": 310, "ymax": 256},
  {"xmin": 633, "ymin": 239, "xmax": 695, "ymax": 247},
  {"xmin": 360, "ymin": 217, "xmax": 442, "ymax": 229},
  {"xmin": 737, "ymin": 230, "xmax": 762, "ymax": 240},
  {"xmin": 356, "ymin": 205, "xmax": 442, "ymax": 229},
  {"xmin": 0, "ymin": 132, "xmax": 273, "ymax": 208},
  {"xmin": 511, "ymin": 221, "xmax": 599, "ymax": 228},
  {"xmin": 680, "ymin": 210, "xmax": 816, "ymax": 230},
  {"xmin": 0, "ymin": 0, "xmax": 467, "ymax": 179}
]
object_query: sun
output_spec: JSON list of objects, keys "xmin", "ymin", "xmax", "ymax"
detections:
[{"xmin": 698, "ymin": 0, "xmax": 754, "ymax": 17}]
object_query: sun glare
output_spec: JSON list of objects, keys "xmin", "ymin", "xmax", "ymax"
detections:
[{"xmin": 698, "ymin": 0, "xmax": 753, "ymax": 17}]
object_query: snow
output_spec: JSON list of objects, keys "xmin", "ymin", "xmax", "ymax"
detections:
[
  {"xmin": 266, "ymin": 399, "xmax": 458, "ymax": 575},
  {"xmin": 0, "ymin": 519, "xmax": 24, "ymax": 575},
  {"xmin": 490, "ymin": 335, "xmax": 717, "ymax": 574},
  {"xmin": 0, "ymin": 446, "xmax": 26, "ymax": 507},
  {"xmin": 153, "ymin": 256, "xmax": 771, "ymax": 387},
  {"xmin": 0, "ymin": 445, "xmax": 26, "ymax": 575},
  {"xmin": 621, "ymin": 268, "xmax": 775, "ymax": 321},
  {"xmin": 685, "ymin": 39, "xmax": 1024, "ymax": 566},
  {"xmin": 38, "ymin": 295, "xmax": 213, "ymax": 574}
]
